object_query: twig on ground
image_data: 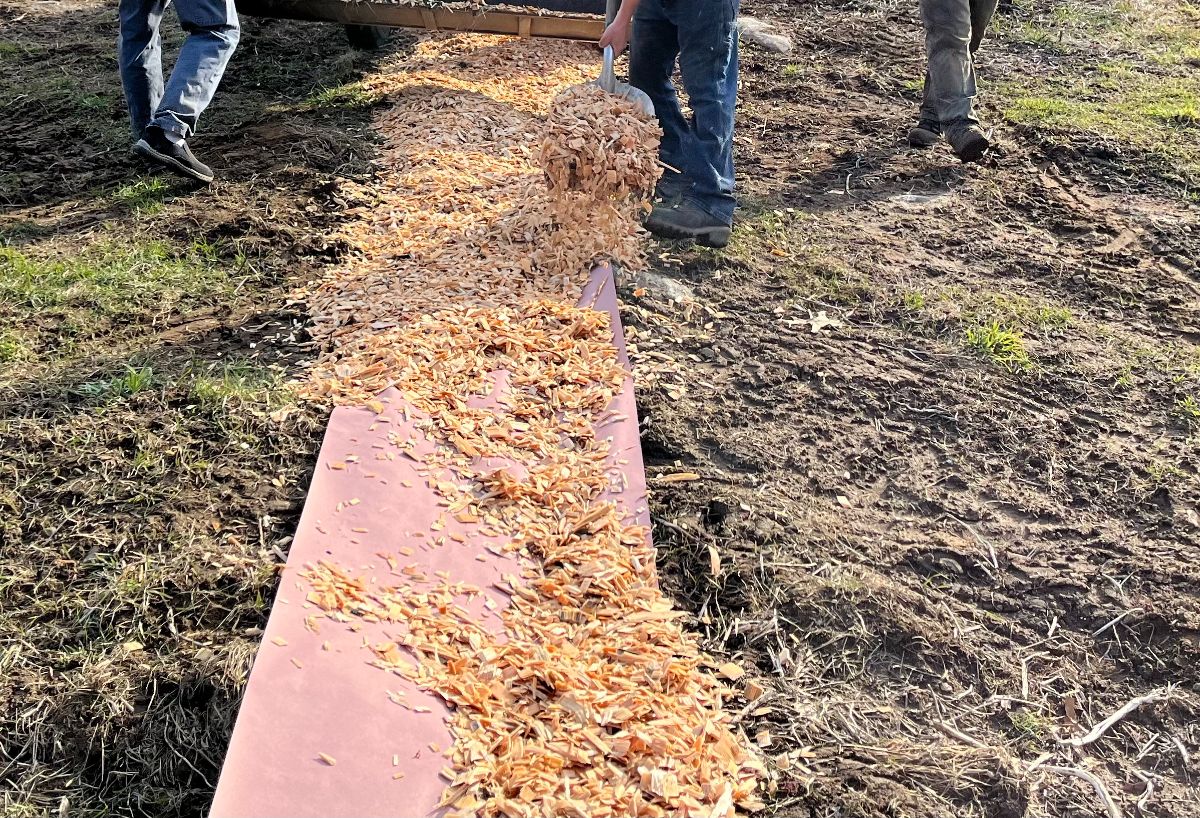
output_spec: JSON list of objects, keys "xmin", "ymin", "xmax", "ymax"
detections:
[
  {"xmin": 1170, "ymin": 735, "xmax": 1191, "ymax": 765},
  {"xmin": 1041, "ymin": 765, "xmax": 1123, "ymax": 818},
  {"xmin": 1060, "ymin": 689, "xmax": 1172, "ymax": 749},
  {"xmin": 1092, "ymin": 608, "xmax": 1143, "ymax": 639},
  {"xmin": 948, "ymin": 514, "xmax": 999, "ymax": 571},
  {"xmin": 1020, "ymin": 652, "xmax": 1047, "ymax": 700},
  {"xmin": 935, "ymin": 720, "xmax": 986, "ymax": 749},
  {"xmin": 1132, "ymin": 770, "xmax": 1156, "ymax": 815}
]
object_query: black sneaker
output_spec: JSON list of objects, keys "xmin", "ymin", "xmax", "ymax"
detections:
[
  {"xmin": 908, "ymin": 118, "xmax": 942, "ymax": 148},
  {"xmin": 945, "ymin": 122, "xmax": 991, "ymax": 163},
  {"xmin": 645, "ymin": 201, "xmax": 732, "ymax": 249},
  {"xmin": 133, "ymin": 125, "xmax": 214, "ymax": 184}
]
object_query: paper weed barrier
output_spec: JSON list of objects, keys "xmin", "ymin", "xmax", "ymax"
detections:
[{"xmin": 215, "ymin": 34, "xmax": 764, "ymax": 818}]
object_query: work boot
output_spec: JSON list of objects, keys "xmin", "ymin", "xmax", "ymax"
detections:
[
  {"xmin": 133, "ymin": 125, "xmax": 215, "ymax": 184},
  {"xmin": 654, "ymin": 172, "xmax": 690, "ymax": 206},
  {"xmin": 645, "ymin": 202, "xmax": 732, "ymax": 249},
  {"xmin": 907, "ymin": 117, "xmax": 942, "ymax": 148},
  {"xmin": 945, "ymin": 122, "xmax": 991, "ymax": 163}
]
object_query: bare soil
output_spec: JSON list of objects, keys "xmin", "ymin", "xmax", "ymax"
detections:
[
  {"xmin": 1, "ymin": 0, "xmax": 1198, "ymax": 817},
  {"xmin": 625, "ymin": 1, "xmax": 1200, "ymax": 816}
]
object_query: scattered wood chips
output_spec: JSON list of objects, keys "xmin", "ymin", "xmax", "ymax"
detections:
[{"xmin": 294, "ymin": 33, "xmax": 763, "ymax": 818}]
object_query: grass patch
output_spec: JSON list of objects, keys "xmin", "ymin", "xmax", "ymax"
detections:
[
  {"xmin": 1007, "ymin": 708, "xmax": 1054, "ymax": 747},
  {"xmin": 0, "ymin": 329, "xmax": 28, "ymax": 362},
  {"xmin": 965, "ymin": 321, "xmax": 1033, "ymax": 371},
  {"xmin": 1175, "ymin": 394, "xmax": 1200, "ymax": 425},
  {"xmin": 728, "ymin": 207, "xmax": 869, "ymax": 304},
  {"xmin": 78, "ymin": 365, "xmax": 157, "ymax": 400},
  {"xmin": 0, "ymin": 239, "xmax": 243, "ymax": 361},
  {"xmin": 1148, "ymin": 460, "xmax": 1188, "ymax": 486},
  {"xmin": 305, "ymin": 81, "xmax": 382, "ymax": 109},
  {"xmin": 998, "ymin": 0, "xmax": 1200, "ymax": 180},
  {"xmin": 113, "ymin": 178, "xmax": 173, "ymax": 214},
  {"xmin": 901, "ymin": 290, "xmax": 927, "ymax": 312},
  {"xmin": 188, "ymin": 361, "xmax": 293, "ymax": 416},
  {"xmin": 0, "ymin": 240, "xmax": 239, "ymax": 315}
]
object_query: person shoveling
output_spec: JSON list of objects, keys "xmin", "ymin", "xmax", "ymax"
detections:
[{"xmin": 602, "ymin": 0, "xmax": 740, "ymax": 249}]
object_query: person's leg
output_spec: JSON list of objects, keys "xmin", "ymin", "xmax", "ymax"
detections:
[
  {"xmin": 920, "ymin": 0, "xmax": 990, "ymax": 160},
  {"xmin": 969, "ymin": 0, "xmax": 1000, "ymax": 53},
  {"xmin": 908, "ymin": 69, "xmax": 942, "ymax": 147},
  {"xmin": 117, "ymin": 0, "xmax": 168, "ymax": 140},
  {"xmin": 670, "ymin": 0, "xmax": 739, "ymax": 225},
  {"xmin": 920, "ymin": 0, "xmax": 975, "ymax": 126},
  {"xmin": 151, "ymin": 0, "xmax": 240, "ymax": 139},
  {"xmin": 629, "ymin": 0, "xmax": 690, "ymax": 199}
]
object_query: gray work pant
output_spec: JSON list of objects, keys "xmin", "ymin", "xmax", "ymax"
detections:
[
  {"xmin": 919, "ymin": 0, "xmax": 999, "ymax": 126},
  {"xmin": 118, "ymin": 0, "xmax": 241, "ymax": 140}
]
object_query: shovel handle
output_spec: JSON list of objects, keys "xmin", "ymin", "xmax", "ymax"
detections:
[
  {"xmin": 605, "ymin": 0, "xmax": 619, "ymax": 26},
  {"xmin": 600, "ymin": 45, "xmax": 617, "ymax": 92}
]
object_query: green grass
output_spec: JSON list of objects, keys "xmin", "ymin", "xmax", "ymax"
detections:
[
  {"xmin": 1175, "ymin": 394, "xmax": 1200, "ymax": 425},
  {"xmin": 189, "ymin": 361, "xmax": 291, "ymax": 414},
  {"xmin": 901, "ymin": 290, "xmax": 927, "ymax": 312},
  {"xmin": 998, "ymin": 0, "xmax": 1200, "ymax": 180},
  {"xmin": 0, "ymin": 329, "xmax": 27, "ymax": 362},
  {"xmin": 305, "ymin": 81, "xmax": 381, "ymax": 109},
  {"xmin": 0, "ymin": 240, "xmax": 243, "ymax": 360},
  {"xmin": 113, "ymin": 178, "xmax": 173, "ymax": 214},
  {"xmin": 1148, "ymin": 460, "xmax": 1188, "ymax": 486},
  {"xmin": 0, "ymin": 240, "xmax": 238, "ymax": 314},
  {"xmin": 1007, "ymin": 708, "xmax": 1054, "ymax": 744},
  {"xmin": 78, "ymin": 365, "xmax": 157, "ymax": 400},
  {"xmin": 965, "ymin": 321, "xmax": 1033, "ymax": 371},
  {"xmin": 727, "ymin": 207, "xmax": 869, "ymax": 304}
]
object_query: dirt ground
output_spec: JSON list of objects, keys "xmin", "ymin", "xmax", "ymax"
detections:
[{"xmin": 2, "ymin": 0, "xmax": 1198, "ymax": 817}]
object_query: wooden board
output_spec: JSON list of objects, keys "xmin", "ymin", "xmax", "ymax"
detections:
[
  {"xmin": 237, "ymin": 0, "xmax": 606, "ymax": 41},
  {"xmin": 209, "ymin": 262, "xmax": 650, "ymax": 817}
]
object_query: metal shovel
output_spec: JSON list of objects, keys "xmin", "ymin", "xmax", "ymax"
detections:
[
  {"xmin": 588, "ymin": 0, "xmax": 655, "ymax": 116},
  {"xmin": 594, "ymin": 45, "xmax": 655, "ymax": 116}
]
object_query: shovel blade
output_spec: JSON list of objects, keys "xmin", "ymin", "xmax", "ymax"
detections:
[{"xmin": 587, "ymin": 78, "xmax": 655, "ymax": 118}]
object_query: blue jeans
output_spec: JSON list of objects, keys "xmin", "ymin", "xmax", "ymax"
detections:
[
  {"xmin": 630, "ymin": 0, "xmax": 739, "ymax": 223},
  {"xmin": 118, "ymin": 0, "xmax": 241, "ymax": 140}
]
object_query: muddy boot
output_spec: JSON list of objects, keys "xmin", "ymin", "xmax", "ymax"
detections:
[
  {"xmin": 945, "ymin": 121, "xmax": 991, "ymax": 163},
  {"xmin": 645, "ymin": 202, "xmax": 732, "ymax": 249},
  {"xmin": 908, "ymin": 117, "xmax": 942, "ymax": 148}
]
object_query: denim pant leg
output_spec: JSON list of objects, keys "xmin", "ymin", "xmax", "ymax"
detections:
[
  {"xmin": 629, "ymin": 0, "xmax": 691, "ymax": 197},
  {"xmin": 118, "ymin": 0, "xmax": 169, "ymax": 139},
  {"xmin": 920, "ymin": 0, "xmax": 976, "ymax": 125},
  {"xmin": 151, "ymin": 0, "xmax": 240, "ymax": 138},
  {"xmin": 671, "ymin": 0, "xmax": 739, "ymax": 223},
  {"xmin": 970, "ymin": 0, "xmax": 999, "ymax": 52}
]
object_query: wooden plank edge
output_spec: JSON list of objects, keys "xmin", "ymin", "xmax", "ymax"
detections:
[{"xmin": 237, "ymin": 0, "xmax": 605, "ymax": 41}]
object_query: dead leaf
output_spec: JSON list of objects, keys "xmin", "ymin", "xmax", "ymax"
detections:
[{"xmin": 807, "ymin": 311, "xmax": 844, "ymax": 333}]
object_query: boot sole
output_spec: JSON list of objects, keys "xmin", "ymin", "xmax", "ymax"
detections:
[
  {"xmin": 133, "ymin": 140, "xmax": 214, "ymax": 184},
  {"xmin": 645, "ymin": 218, "xmax": 732, "ymax": 249},
  {"xmin": 952, "ymin": 135, "xmax": 991, "ymax": 164}
]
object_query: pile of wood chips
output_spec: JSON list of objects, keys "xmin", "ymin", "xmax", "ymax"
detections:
[
  {"xmin": 540, "ymin": 83, "xmax": 662, "ymax": 203},
  {"xmin": 297, "ymin": 33, "xmax": 764, "ymax": 817}
]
